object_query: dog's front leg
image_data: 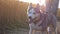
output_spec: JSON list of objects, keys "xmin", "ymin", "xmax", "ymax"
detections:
[{"xmin": 29, "ymin": 24, "xmax": 33, "ymax": 34}]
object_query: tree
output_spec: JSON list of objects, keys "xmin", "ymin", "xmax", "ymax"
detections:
[{"xmin": 46, "ymin": 0, "xmax": 59, "ymax": 15}]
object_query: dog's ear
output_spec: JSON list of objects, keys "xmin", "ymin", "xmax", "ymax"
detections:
[{"xmin": 27, "ymin": 3, "xmax": 33, "ymax": 12}]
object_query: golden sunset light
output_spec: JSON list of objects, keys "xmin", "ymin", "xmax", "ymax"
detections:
[{"xmin": 19, "ymin": 0, "xmax": 45, "ymax": 6}]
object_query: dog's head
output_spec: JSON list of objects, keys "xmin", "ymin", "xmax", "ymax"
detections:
[
  {"xmin": 27, "ymin": 3, "xmax": 41, "ymax": 23},
  {"xmin": 27, "ymin": 8, "xmax": 41, "ymax": 23}
]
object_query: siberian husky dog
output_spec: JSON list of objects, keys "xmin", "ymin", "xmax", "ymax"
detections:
[
  {"xmin": 27, "ymin": 3, "xmax": 57, "ymax": 34},
  {"xmin": 27, "ymin": 3, "xmax": 43, "ymax": 34}
]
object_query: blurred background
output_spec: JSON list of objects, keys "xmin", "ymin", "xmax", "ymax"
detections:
[{"xmin": 0, "ymin": 0, "xmax": 60, "ymax": 34}]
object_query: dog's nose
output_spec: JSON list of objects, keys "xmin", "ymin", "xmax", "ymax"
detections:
[{"xmin": 29, "ymin": 16, "xmax": 31, "ymax": 19}]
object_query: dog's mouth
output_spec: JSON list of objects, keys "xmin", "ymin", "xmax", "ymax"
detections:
[
  {"xmin": 29, "ymin": 16, "xmax": 40, "ymax": 24},
  {"xmin": 29, "ymin": 16, "xmax": 32, "ymax": 19},
  {"xmin": 29, "ymin": 16, "xmax": 37, "ymax": 20}
]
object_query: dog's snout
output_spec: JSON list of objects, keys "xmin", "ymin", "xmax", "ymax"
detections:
[{"xmin": 29, "ymin": 16, "xmax": 31, "ymax": 19}]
